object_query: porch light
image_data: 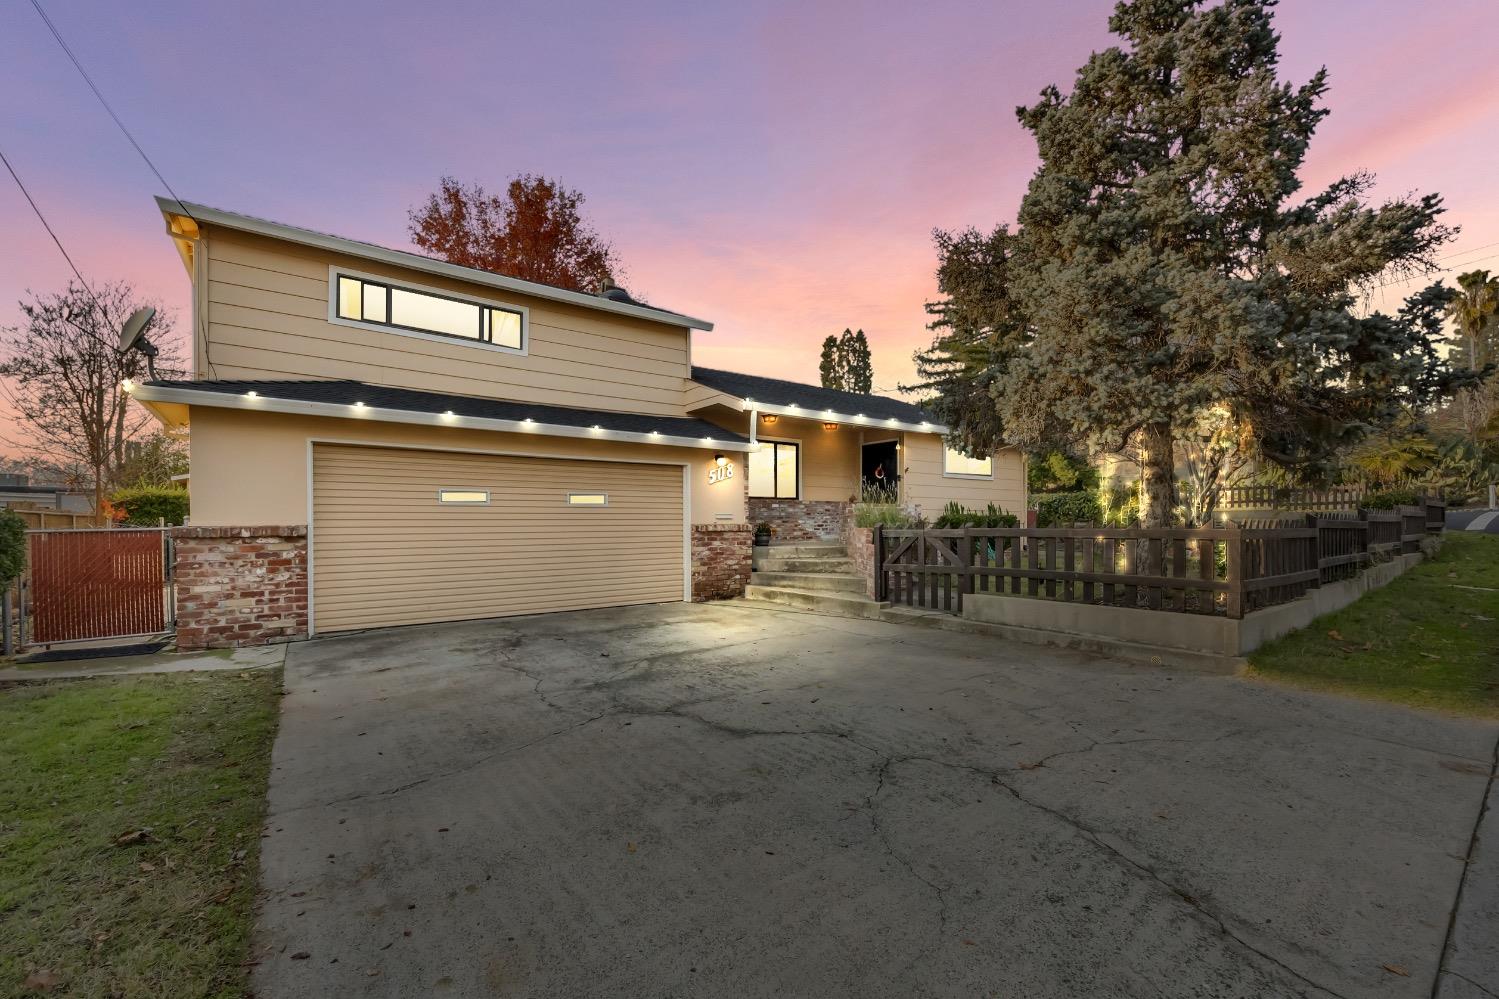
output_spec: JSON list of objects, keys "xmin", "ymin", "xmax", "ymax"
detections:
[
  {"xmin": 761, "ymin": 414, "xmax": 779, "ymax": 425},
  {"xmin": 714, "ymin": 453, "xmax": 727, "ymax": 467},
  {"xmin": 246, "ymin": 390, "xmax": 258, "ymax": 398},
  {"xmin": 353, "ymin": 401, "xmax": 366, "ymax": 408},
  {"xmin": 649, "ymin": 430, "xmax": 660, "ymax": 437},
  {"xmin": 523, "ymin": 418, "xmax": 535, "ymax": 424},
  {"xmin": 441, "ymin": 410, "xmax": 455, "ymax": 419},
  {"xmin": 822, "ymin": 422, "xmax": 839, "ymax": 431}
]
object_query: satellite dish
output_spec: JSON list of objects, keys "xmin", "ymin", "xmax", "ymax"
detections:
[{"xmin": 119, "ymin": 307, "xmax": 156, "ymax": 352}]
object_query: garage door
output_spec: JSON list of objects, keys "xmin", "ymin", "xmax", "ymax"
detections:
[{"xmin": 311, "ymin": 444, "xmax": 685, "ymax": 633}]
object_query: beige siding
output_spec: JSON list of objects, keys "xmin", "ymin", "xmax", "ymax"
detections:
[
  {"xmin": 200, "ymin": 228, "xmax": 693, "ymax": 416},
  {"xmin": 900, "ymin": 433, "xmax": 1026, "ymax": 520},
  {"xmin": 739, "ymin": 415, "xmax": 860, "ymax": 502},
  {"xmin": 310, "ymin": 444, "xmax": 684, "ymax": 632},
  {"xmin": 186, "ymin": 407, "xmax": 745, "ymax": 527}
]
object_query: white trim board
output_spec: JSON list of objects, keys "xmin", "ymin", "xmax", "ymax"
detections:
[{"xmin": 128, "ymin": 382, "xmax": 752, "ymax": 453}]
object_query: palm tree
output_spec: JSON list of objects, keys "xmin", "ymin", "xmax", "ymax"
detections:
[{"xmin": 1445, "ymin": 270, "xmax": 1499, "ymax": 440}]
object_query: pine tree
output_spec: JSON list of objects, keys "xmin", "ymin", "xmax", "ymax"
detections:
[
  {"xmin": 819, "ymin": 334, "xmax": 842, "ymax": 390},
  {"xmin": 914, "ymin": 0, "xmax": 1483, "ymax": 531},
  {"xmin": 819, "ymin": 329, "xmax": 874, "ymax": 393}
]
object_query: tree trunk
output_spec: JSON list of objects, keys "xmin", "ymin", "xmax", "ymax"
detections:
[{"xmin": 1137, "ymin": 423, "xmax": 1176, "ymax": 579}]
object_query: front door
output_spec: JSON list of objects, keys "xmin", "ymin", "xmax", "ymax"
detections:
[{"xmin": 861, "ymin": 440, "xmax": 899, "ymax": 501}]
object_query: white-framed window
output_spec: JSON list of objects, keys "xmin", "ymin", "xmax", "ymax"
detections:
[
  {"xmin": 330, "ymin": 268, "xmax": 526, "ymax": 353},
  {"xmin": 748, "ymin": 441, "xmax": 799, "ymax": 498},
  {"xmin": 942, "ymin": 446, "xmax": 992, "ymax": 479},
  {"xmin": 566, "ymin": 493, "xmax": 609, "ymax": 507},
  {"xmin": 438, "ymin": 489, "xmax": 490, "ymax": 504}
]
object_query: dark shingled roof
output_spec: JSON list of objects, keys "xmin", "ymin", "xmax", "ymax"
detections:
[
  {"xmin": 689, "ymin": 367, "xmax": 937, "ymax": 426},
  {"xmin": 148, "ymin": 379, "xmax": 748, "ymax": 443}
]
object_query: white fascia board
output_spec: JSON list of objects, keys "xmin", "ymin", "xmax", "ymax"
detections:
[
  {"xmin": 733, "ymin": 398, "xmax": 948, "ymax": 436},
  {"xmin": 128, "ymin": 383, "xmax": 752, "ymax": 453},
  {"xmin": 155, "ymin": 197, "xmax": 714, "ymax": 332}
]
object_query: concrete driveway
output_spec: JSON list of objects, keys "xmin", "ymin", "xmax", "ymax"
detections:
[{"xmin": 252, "ymin": 602, "xmax": 1498, "ymax": 999}]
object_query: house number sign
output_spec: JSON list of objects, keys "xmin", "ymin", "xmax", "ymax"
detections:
[{"xmin": 708, "ymin": 462, "xmax": 735, "ymax": 484}]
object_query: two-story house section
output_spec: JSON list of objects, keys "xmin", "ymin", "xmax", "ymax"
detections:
[{"xmin": 132, "ymin": 198, "xmax": 1023, "ymax": 647}]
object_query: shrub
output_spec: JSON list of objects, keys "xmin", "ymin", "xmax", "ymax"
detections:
[
  {"xmin": 0, "ymin": 509, "xmax": 24, "ymax": 586},
  {"xmin": 110, "ymin": 486, "xmax": 190, "ymax": 526},
  {"xmin": 1035, "ymin": 490, "xmax": 1102, "ymax": 527},
  {"xmin": 933, "ymin": 501, "xmax": 1019, "ymax": 529},
  {"xmin": 1027, "ymin": 450, "xmax": 1100, "ymax": 495},
  {"xmin": 1362, "ymin": 487, "xmax": 1423, "ymax": 510},
  {"xmin": 853, "ymin": 503, "xmax": 922, "ymax": 529}
]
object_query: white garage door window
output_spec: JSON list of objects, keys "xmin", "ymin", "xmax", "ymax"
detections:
[{"xmin": 311, "ymin": 443, "xmax": 686, "ymax": 633}]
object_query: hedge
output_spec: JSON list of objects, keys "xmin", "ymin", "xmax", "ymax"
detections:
[
  {"xmin": 0, "ymin": 509, "xmax": 24, "ymax": 586},
  {"xmin": 1362, "ymin": 487, "xmax": 1423, "ymax": 510},
  {"xmin": 110, "ymin": 486, "xmax": 191, "ymax": 526},
  {"xmin": 1035, "ymin": 490, "xmax": 1102, "ymax": 527}
]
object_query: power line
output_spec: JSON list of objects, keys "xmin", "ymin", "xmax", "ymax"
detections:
[
  {"xmin": 0, "ymin": 145, "xmax": 97, "ymax": 298},
  {"xmin": 26, "ymin": 0, "xmax": 187, "ymax": 210},
  {"xmin": 27, "ymin": 0, "xmax": 210, "ymax": 373}
]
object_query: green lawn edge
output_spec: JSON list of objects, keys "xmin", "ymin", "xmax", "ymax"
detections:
[
  {"xmin": 1246, "ymin": 531, "xmax": 1499, "ymax": 717},
  {"xmin": 1, "ymin": 668, "xmax": 281, "ymax": 998}
]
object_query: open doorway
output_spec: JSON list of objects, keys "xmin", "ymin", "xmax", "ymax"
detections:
[{"xmin": 861, "ymin": 440, "xmax": 899, "ymax": 502}]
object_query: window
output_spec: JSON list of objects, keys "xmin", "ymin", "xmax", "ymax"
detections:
[
  {"xmin": 566, "ymin": 493, "xmax": 608, "ymax": 507},
  {"xmin": 748, "ymin": 441, "xmax": 799, "ymax": 498},
  {"xmin": 943, "ymin": 446, "xmax": 992, "ymax": 478},
  {"xmin": 333, "ymin": 272, "xmax": 525, "ymax": 351},
  {"xmin": 437, "ymin": 489, "xmax": 489, "ymax": 504}
]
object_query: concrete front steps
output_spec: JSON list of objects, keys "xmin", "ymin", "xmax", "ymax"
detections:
[{"xmin": 744, "ymin": 540, "xmax": 881, "ymax": 618}]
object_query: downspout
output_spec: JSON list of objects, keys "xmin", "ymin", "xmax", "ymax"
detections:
[{"xmin": 748, "ymin": 407, "xmax": 758, "ymax": 447}]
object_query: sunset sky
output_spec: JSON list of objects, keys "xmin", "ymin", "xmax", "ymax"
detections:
[{"xmin": 4, "ymin": 0, "xmax": 1498, "ymax": 397}]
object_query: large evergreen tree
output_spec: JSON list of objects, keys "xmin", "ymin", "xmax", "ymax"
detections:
[{"xmin": 914, "ymin": 0, "xmax": 1482, "ymax": 530}]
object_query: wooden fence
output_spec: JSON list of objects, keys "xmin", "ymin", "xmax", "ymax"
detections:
[
  {"xmin": 3, "ymin": 503, "xmax": 103, "ymax": 529},
  {"xmin": 877, "ymin": 500, "xmax": 1443, "ymax": 620},
  {"xmin": 1215, "ymin": 485, "xmax": 1368, "ymax": 512}
]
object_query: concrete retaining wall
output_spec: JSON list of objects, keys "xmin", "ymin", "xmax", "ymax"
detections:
[{"xmin": 963, "ymin": 551, "xmax": 1429, "ymax": 659}]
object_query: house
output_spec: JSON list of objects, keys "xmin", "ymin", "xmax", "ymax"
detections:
[{"xmin": 131, "ymin": 198, "xmax": 1025, "ymax": 648}]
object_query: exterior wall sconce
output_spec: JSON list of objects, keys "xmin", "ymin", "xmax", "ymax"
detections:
[
  {"xmin": 822, "ymin": 422, "xmax": 839, "ymax": 431},
  {"xmin": 761, "ymin": 414, "xmax": 779, "ymax": 425},
  {"xmin": 714, "ymin": 453, "xmax": 727, "ymax": 467}
]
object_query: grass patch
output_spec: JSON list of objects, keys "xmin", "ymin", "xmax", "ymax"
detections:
[
  {"xmin": 1247, "ymin": 532, "xmax": 1499, "ymax": 716},
  {"xmin": 0, "ymin": 669, "xmax": 280, "ymax": 997}
]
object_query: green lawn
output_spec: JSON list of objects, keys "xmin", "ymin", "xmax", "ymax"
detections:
[
  {"xmin": 0, "ymin": 670, "xmax": 280, "ymax": 998},
  {"xmin": 1248, "ymin": 531, "xmax": 1499, "ymax": 716}
]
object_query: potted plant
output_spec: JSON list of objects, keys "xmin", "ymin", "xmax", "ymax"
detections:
[{"xmin": 753, "ymin": 522, "xmax": 772, "ymax": 547}]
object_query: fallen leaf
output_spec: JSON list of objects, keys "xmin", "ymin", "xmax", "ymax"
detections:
[
  {"xmin": 114, "ymin": 829, "xmax": 152, "ymax": 847},
  {"xmin": 1380, "ymin": 963, "xmax": 1409, "ymax": 977},
  {"xmin": 1419, "ymin": 653, "xmax": 1440, "ymax": 660},
  {"xmin": 1017, "ymin": 761, "xmax": 1043, "ymax": 771},
  {"xmin": 138, "ymin": 862, "xmax": 155, "ymax": 873},
  {"xmin": 626, "ymin": 842, "xmax": 637, "ymax": 854},
  {"xmin": 1326, "ymin": 629, "xmax": 1344, "ymax": 641},
  {"xmin": 290, "ymin": 952, "xmax": 311, "ymax": 961},
  {"xmin": 962, "ymin": 939, "xmax": 976, "ymax": 946},
  {"xmin": 22, "ymin": 969, "xmax": 62, "ymax": 992}
]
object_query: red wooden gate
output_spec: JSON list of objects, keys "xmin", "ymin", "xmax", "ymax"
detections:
[{"xmin": 28, "ymin": 529, "xmax": 169, "ymax": 643}]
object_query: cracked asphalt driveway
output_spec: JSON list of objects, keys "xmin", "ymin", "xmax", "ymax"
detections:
[{"xmin": 252, "ymin": 602, "xmax": 1498, "ymax": 998}]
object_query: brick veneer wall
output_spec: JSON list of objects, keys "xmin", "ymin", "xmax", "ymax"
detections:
[
  {"xmin": 173, "ymin": 525, "xmax": 309, "ymax": 650},
  {"xmin": 846, "ymin": 526, "xmax": 879, "ymax": 599},
  {"xmin": 748, "ymin": 498, "xmax": 851, "ymax": 542},
  {"xmin": 691, "ymin": 523, "xmax": 753, "ymax": 601}
]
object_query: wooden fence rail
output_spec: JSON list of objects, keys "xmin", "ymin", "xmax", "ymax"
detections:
[{"xmin": 877, "ymin": 499, "xmax": 1443, "ymax": 621}]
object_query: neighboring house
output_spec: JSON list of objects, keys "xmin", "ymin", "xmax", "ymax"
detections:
[
  {"xmin": 131, "ymin": 198, "xmax": 1024, "ymax": 648},
  {"xmin": 0, "ymin": 474, "xmax": 94, "ymax": 515}
]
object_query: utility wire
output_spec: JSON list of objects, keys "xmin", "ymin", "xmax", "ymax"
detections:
[
  {"xmin": 26, "ymin": 0, "xmax": 188, "ymax": 211},
  {"xmin": 0, "ymin": 145, "xmax": 97, "ymax": 299},
  {"xmin": 27, "ymin": 0, "xmax": 210, "ymax": 373}
]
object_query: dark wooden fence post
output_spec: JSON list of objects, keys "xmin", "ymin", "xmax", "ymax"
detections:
[
  {"xmin": 1305, "ymin": 514, "xmax": 1322, "ymax": 589},
  {"xmin": 1224, "ymin": 523, "xmax": 1244, "ymax": 619},
  {"xmin": 873, "ymin": 523, "xmax": 886, "ymax": 602}
]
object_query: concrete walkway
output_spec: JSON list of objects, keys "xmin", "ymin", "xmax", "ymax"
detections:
[
  {"xmin": 0, "ymin": 643, "xmax": 285, "ymax": 682},
  {"xmin": 253, "ymin": 602, "xmax": 1498, "ymax": 998}
]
